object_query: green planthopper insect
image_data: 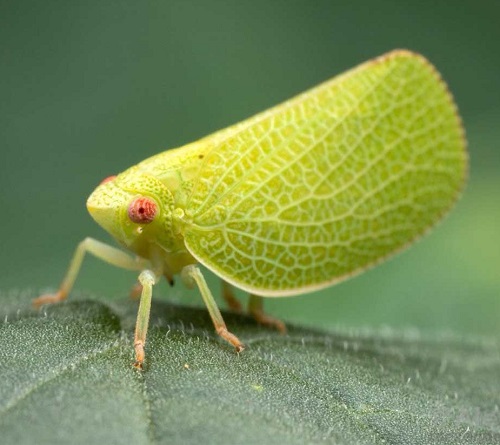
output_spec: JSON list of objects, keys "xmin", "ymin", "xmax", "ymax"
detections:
[{"xmin": 35, "ymin": 50, "xmax": 467, "ymax": 369}]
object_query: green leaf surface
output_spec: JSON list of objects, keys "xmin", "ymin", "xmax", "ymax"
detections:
[{"xmin": 1, "ymin": 295, "xmax": 499, "ymax": 445}]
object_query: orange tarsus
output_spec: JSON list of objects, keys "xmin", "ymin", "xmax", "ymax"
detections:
[
  {"xmin": 32, "ymin": 290, "xmax": 68, "ymax": 308},
  {"xmin": 133, "ymin": 340, "xmax": 145, "ymax": 370},
  {"xmin": 216, "ymin": 325, "xmax": 245, "ymax": 352}
]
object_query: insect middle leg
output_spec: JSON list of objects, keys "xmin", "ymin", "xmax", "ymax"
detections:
[
  {"xmin": 33, "ymin": 237, "xmax": 147, "ymax": 307},
  {"xmin": 182, "ymin": 265, "xmax": 244, "ymax": 352}
]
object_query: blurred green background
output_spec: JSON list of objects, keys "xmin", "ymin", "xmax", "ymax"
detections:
[{"xmin": 1, "ymin": 1, "xmax": 499, "ymax": 336}]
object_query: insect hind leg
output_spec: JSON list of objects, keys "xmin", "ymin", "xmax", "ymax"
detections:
[
  {"xmin": 248, "ymin": 294, "xmax": 287, "ymax": 334},
  {"xmin": 221, "ymin": 280, "xmax": 243, "ymax": 312}
]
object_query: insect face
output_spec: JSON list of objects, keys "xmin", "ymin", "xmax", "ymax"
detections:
[
  {"xmin": 87, "ymin": 176, "xmax": 138, "ymax": 246},
  {"xmin": 87, "ymin": 171, "xmax": 178, "ymax": 256}
]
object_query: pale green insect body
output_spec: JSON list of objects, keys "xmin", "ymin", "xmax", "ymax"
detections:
[
  {"xmin": 43, "ymin": 50, "xmax": 466, "ymax": 367},
  {"xmin": 90, "ymin": 50, "xmax": 466, "ymax": 296}
]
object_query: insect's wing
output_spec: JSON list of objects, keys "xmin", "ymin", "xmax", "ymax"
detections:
[{"xmin": 182, "ymin": 50, "xmax": 467, "ymax": 296}]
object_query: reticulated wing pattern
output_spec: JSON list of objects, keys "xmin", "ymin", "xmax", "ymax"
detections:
[{"xmin": 183, "ymin": 51, "xmax": 467, "ymax": 296}]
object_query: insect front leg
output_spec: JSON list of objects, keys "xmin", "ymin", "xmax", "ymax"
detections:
[
  {"xmin": 182, "ymin": 265, "xmax": 244, "ymax": 352},
  {"xmin": 130, "ymin": 270, "xmax": 174, "ymax": 300},
  {"xmin": 133, "ymin": 269, "xmax": 159, "ymax": 370},
  {"xmin": 33, "ymin": 237, "xmax": 147, "ymax": 307}
]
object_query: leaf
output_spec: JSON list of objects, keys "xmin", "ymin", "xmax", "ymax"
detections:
[{"xmin": 0, "ymin": 294, "xmax": 499, "ymax": 445}]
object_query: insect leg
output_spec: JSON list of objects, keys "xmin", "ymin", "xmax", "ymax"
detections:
[
  {"xmin": 133, "ymin": 269, "xmax": 158, "ymax": 369},
  {"xmin": 182, "ymin": 265, "xmax": 244, "ymax": 352},
  {"xmin": 221, "ymin": 280, "xmax": 243, "ymax": 312},
  {"xmin": 248, "ymin": 294, "xmax": 287, "ymax": 334},
  {"xmin": 33, "ymin": 237, "xmax": 147, "ymax": 307}
]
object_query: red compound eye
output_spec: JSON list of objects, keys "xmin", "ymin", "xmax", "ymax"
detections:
[
  {"xmin": 127, "ymin": 197, "xmax": 158, "ymax": 224},
  {"xmin": 100, "ymin": 175, "xmax": 116, "ymax": 185}
]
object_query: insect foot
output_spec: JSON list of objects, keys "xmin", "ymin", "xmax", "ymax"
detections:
[
  {"xmin": 32, "ymin": 290, "xmax": 67, "ymax": 308},
  {"xmin": 216, "ymin": 326, "xmax": 245, "ymax": 353},
  {"xmin": 134, "ymin": 340, "xmax": 145, "ymax": 370}
]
